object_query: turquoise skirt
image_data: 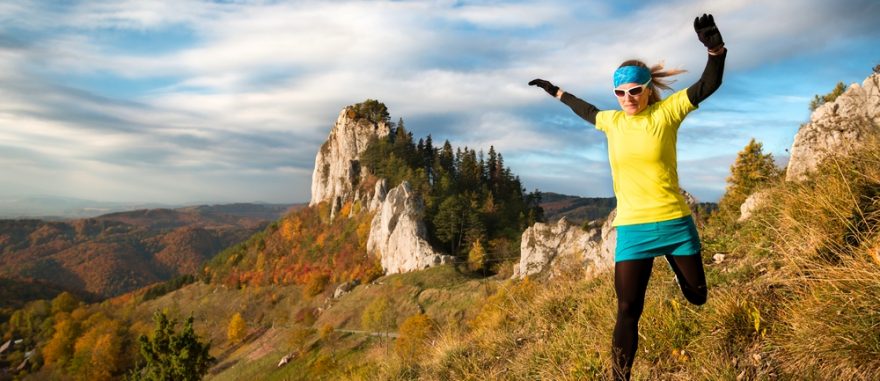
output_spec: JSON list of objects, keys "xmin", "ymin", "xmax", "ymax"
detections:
[{"xmin": 615, "ymin": 215, "xmax": 701, "ymax": 262}]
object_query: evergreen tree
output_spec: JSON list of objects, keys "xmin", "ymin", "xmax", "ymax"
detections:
[
  {"xmin": 715, "ymin": 138, "xmax": 782, "ymax": 222},
  {"xmin": 525, "ymin": 189, "xmax": 545, "ymax": 226},
  {"xmin": 392, "ymin": 117, "xmax": 415, "ymax": 165},
  {"xmin": 434, "ymin": 195, "xmax": 466, "ymax": 254},
  {"xmin": 439, "ymin": 141, "xmax": 455, "ymax": 177},
  {"xmin": 458, "ymin": 148, "xmax": 481, "ymax": 191},
  {"xmin": 133, "ymin": 311, "xmax": 214, "ymax": 381},
  {"xmin": 487, "ymin": 146, "xmax": 499, "ymax": 187},
  {"xmin": 423, "ymin": 134, "xmax": 435, "ymax": 182}
]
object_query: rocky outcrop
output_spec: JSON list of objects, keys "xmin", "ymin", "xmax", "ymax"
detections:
[
  {"xmin": 310, "ymin": 108, "xmax": 391, "ymax": 208},
  {"xmin": 307, "ymin": 103, "xmax": 453, "ymax": 276},
  {"xmin": 738, "ymin": 190, "xmax": 770, "ymax": 222},
  {"xmin": 367, "ymin": 181, "xmax": 454, "ymax": 274},
  {"xmin": 333, "ymin": 279, "xmax": 360, "ymax": 299},
  {"xmin": 514, "ymin": 212, "xmax": 616, "ymax": 279},
  {"xmin": 516, "ymin": 189, "xmax": 703, "ymax": 279},
  {"xmin": 786, "ymin": 73, "xmax": 880, "ymax": 181},
  {"xmin": 515, "ymin": 217, "xmax": 599, "ymax": 278}
]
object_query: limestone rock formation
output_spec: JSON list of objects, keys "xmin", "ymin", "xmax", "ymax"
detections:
[
  {"xmin": 310, "ymin": 108, "xmax": 391, "ymax": 208},
  {"xmin": 367, "ymin": 181, "xmax": 454, "ymax": 274},
  {"xmin": 787, "ymin": 73, "xmax": 880, "ymax": 181},
  {"xmin": 738, "ymin": 190, "xmax": 770, "ymax": 222},
  {"xmin": 515, "ymin": 189, "xmax": 703, "ymax": 279},
  {"xmin": 333, "ymin": 279, "xmax": 360, "ymax": 299},
  {"xmin": 514, "ymin": 213, "xmax": 615, "ymax": 279}
]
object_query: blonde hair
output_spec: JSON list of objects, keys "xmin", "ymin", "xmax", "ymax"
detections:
[{"xmin": 618, "ymin": 60, "xmax": 686, "ymax": 104}]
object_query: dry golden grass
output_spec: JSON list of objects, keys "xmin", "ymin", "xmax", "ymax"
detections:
[
  {"xmin": 379, "ymin": 138, "xmax": 880, "ymax": 381},
  {"xmin": 150, "ymin": 138, "xmax": 880, "ymax": 381}
]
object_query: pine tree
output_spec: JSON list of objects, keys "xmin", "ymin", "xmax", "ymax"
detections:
[
  {"xmin": 134, "ymin": 311, "xmax": 214, "ymax": 381},
  {"xmin": 715, "ymin": 138, "xmax": 782, "ymax": 222},
  {"xmin": 438, "ymin": 141, "xmax": 455, "ymax": 178},
  {"xmin": 487, "ymin": 146, "xmax": 499, "ymax": 188},
  {"xmin": 434, "ymin": 195, "xmax": 465, "ymax": 254},
  {"xmin": 423, "ymin": 134, "xmax": 435, "ymax": 182}
]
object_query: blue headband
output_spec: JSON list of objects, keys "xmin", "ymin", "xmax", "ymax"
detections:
[{"xmin": 613, "ymin": 66, "xmax": 651, "ymax": 88}]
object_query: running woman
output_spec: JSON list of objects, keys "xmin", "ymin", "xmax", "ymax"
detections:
[{"xmin": 528, "ymin": 13, "xmax": 726, "ymax": 380}]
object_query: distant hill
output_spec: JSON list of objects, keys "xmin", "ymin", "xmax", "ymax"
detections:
[
  {"xmin": 0, "ymin": 203, "xmax": 302, "ymax": 306},
  {"xmin": 539, "ymin": 193, "xmax": 718, "ymax": 226},
  {"xmin": 0, "ymin": 196, "xmax": 298, "ymax": 220},
  {"xmin": 539, "ymin": 192, "xmax": 616, "ymax": 225}
]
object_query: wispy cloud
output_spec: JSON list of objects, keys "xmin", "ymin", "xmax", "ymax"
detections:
[{"xmin": 0, "ymin": 0, "xmax": 878, "ymax": 204}]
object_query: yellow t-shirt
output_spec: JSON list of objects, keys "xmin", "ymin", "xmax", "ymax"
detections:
[{"xmin": 595, "ymin": 89, "xmax": 696, "ymax": 226}]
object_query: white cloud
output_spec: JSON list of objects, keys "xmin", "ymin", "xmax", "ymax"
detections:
[{"xmin": 0, "ymin": 0, "xmax": 878, "ymax": 204}]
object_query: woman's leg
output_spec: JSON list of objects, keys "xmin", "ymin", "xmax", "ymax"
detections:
[
  {"xmin": 664, "ymin": 253, "xmax": 708, "ymax": 305},
  {"xmin": 612, "ymin": 258, "xmax": 654, "ymax": 381}
]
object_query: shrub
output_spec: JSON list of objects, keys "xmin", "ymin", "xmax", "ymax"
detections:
[
  {"xmin": 304, "ymin": 273, "xmax": 330, "ymax": 297},
  {"xmin": 394, "ymin": 313, "xmax": 436, "ymax": 363},
  {"xmin": 361, "ymin": 297, "xmax": 396, "ymax": 338},
  {"xmin": 227, "ymin": 312, "xmax": 247, "ymax": 344}
]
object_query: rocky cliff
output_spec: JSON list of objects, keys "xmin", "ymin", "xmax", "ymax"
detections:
[
  {"xmin": 366, "ymin": 181, "xmax": 454, "ymax": 274},
  {"xmin": 310, "ymin": 103, "xmax": 449, "ymax": 275},
  {"xmin": 310, "ymin": 108, "xmax": 391, "ymax": 211},
  {"xmin": 787, "ymin": 73, "xmax": 880, "ymax": 181}
]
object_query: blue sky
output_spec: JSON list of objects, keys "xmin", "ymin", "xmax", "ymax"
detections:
[{"xmin": 1, "ymin": 0, "xmax": 878, "ymax": 205}]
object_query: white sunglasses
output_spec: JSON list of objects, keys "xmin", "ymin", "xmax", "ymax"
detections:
[{"xmin": 613, "ymin": 79, "xmax": 651, "ymax": 97}]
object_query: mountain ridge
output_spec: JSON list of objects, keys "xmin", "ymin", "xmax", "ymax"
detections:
[{"xmin": 0, "ymin": 203, "xmax": 300, "ymax": 307}]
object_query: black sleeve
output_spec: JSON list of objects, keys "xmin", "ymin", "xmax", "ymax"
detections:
[
  {"xmin": 560, "ymin": 92, "xmax": 600, "ymax": 125},
  {"xmin": 687, "ymin": 49, "xmax": 727, "ymax": 106}
]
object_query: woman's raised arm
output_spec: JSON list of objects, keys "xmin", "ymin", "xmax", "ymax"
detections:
[{"xmin": 687, "ymin": 14, "xmax": 727, "ymax": 106}]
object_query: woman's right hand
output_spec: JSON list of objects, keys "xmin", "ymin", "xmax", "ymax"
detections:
[{"xmin": 529, "ymin": 79, "xmax": 559, "ymax": 97}]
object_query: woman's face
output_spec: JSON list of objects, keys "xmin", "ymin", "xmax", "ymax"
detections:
[{"xmin": 615, "ymin": 82, "xmax": 651, "ymax": 116}]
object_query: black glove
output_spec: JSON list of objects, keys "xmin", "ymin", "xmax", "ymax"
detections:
[
  {"xmin": 528, "ymin": 79, "xmax": 559, "ymax": 97},
  {"xmin": 694, "ymin": 13, "xmax": 723, "ymax": 50}
]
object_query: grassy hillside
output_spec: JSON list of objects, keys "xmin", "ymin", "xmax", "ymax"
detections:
[
  {"xmin": 4, "ymin": 138, "xmax": 880, "ymax": 379},
  {"xmin": 149, "ymin": 134, "xmax": 880, "ymax": 380},
  {"xmin": 374, "ymin": 138, "xmax": 880, "ymax": 380}
]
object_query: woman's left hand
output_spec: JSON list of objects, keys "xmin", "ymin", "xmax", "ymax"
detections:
[{"xmin": 694, "ymin": 13, "xmax": 723, "ymax": 51}]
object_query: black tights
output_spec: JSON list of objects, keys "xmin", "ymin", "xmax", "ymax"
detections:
[{"xmin": 611, "ymin": 254, "xmax": 707, "ymax": 380}]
